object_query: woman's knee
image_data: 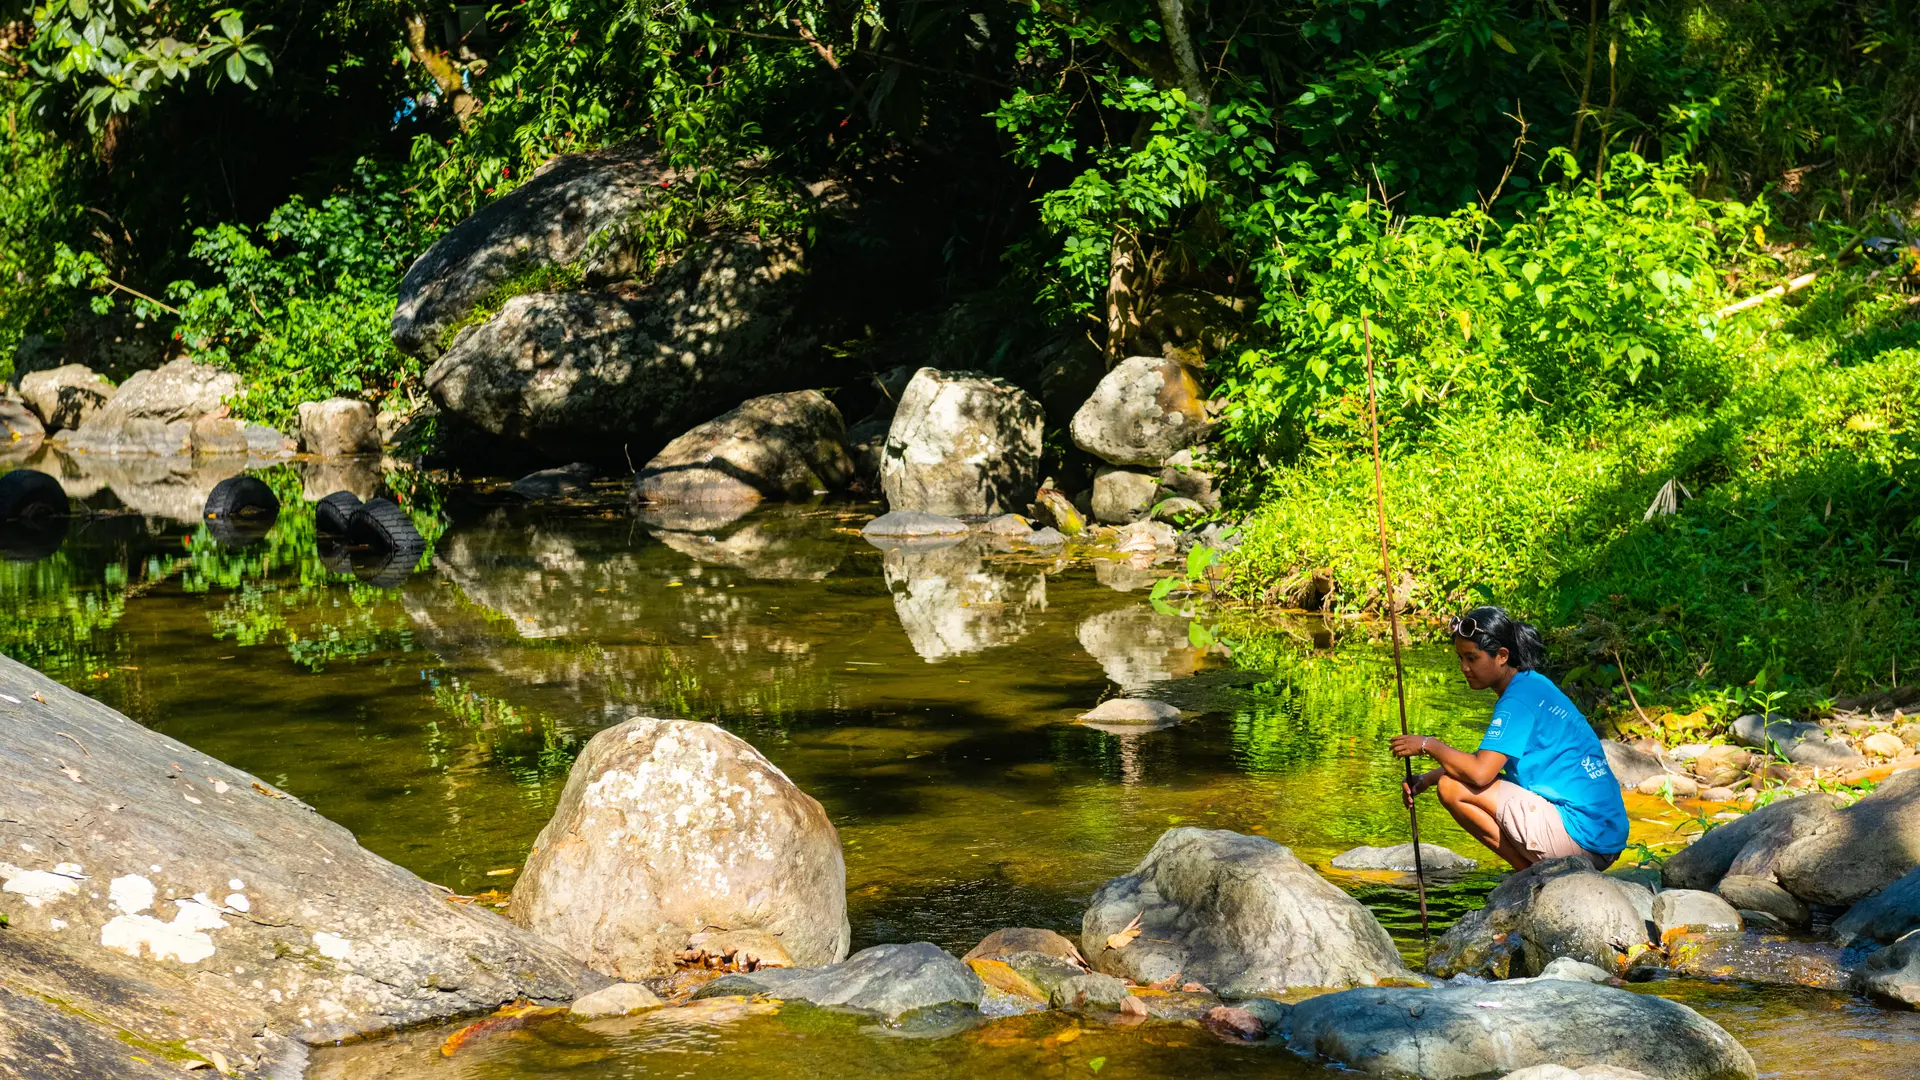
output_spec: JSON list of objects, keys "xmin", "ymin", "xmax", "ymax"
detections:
[{"xmin": 1435, "ymin": 774, "xmax": 1467, "ymax": 803}]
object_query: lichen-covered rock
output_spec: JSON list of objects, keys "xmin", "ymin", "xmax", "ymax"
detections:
[
  {"xmin": 1081, "ymin": 828, "xmax": 1412, "ymax": 995},
  {"xmin": 18, "ymin": 363, "xmax": 115, "ymax": 432},
  {"xmin": 1831, "ymin": 866, "xmax": 1920, "ymax": 946},
  {"xmin": 1660, "ymin": 792, "xmax": 1841, "ymax": 892},
  {"xmin": 1070, "ymin": 355, "xmax": 1212, "ymax": 467},
  {"xmin": 0, "ymin": 654, "xmax": 594, "ymax": 1078},
  {"xmin": 1048, "ymin": 972, "xmax": 1132, "ymax": 1011},
  {"xmin": 632, "ymin": 390, "xmax": 852, "ymax": 506},
  {"xmin": 695, "ymin": 942, "xmax": 981, "ymax": 1019},
  {"xmin": 1429, "ymin": 857, "xmax": 1649, "ymax": 979},
  {"xmin": 880, "ymin": 368, "xmax": 1044, "ymax": 517},
  {"xmin": 59, "ymin": 359, "xmax": 240, "ymax": 456},
  {"xmin": 424, "ymin": 239, "xmax": 816, "ymax": 461},
  {"xmin": 298, "ymin": 398, "xmax": 380, "ymax": 457},
  {"xmin": 507, "ymin": 716, "xmax": 850, "ymax": 980},
  {"xmin": 1285, "ymin": 980, "xmax": 1755, "ymax": 1080},
  {"xmin": 393, "ymin": 142, "xmax": 671, "ymax": 358}
]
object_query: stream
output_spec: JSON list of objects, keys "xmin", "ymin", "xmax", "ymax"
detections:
[{"xmin": 3, "ymin": 458, "xmax": 1916, "ymax": 1078}]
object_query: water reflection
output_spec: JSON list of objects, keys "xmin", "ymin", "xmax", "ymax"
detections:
[{"xmin": 873, "ymin": 536, "xmax": 1050, "ymax": 662}]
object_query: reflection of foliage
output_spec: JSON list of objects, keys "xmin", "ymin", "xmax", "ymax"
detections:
[
  {"xmin": 0, "ymin": 550, "xmax": 131, "ymax": 681},
  {"xmin": 426, "ymin": 674, "xmax": 579, "ymax": 790}
]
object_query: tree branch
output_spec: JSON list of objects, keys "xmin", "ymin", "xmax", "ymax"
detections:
[{"xmin": 404, "ymin": 12, "xmax": 479, "ymax": 130}]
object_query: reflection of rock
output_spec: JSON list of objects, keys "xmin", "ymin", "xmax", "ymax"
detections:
[
  {"xmin": 42, "ymin": 453, "xmax": 251, "ymax": 523},
  {"xmin": 1092, "ymin": 558, "xmax": 1160, "ymax": 592},
  {"xmin": 1077, "ymin": 607, "xmax": 1204, "ymax": 692},
  {"xmin": 300, "ymin": 456, "xmax": 383, "ymax": 502},
  {"xmin": 648, "ymin": 505, "xmax": 852, "ymax": 581},
  {"xmin": 880, "ymin": 538, "xmax": 1048, "ymax": 661}
]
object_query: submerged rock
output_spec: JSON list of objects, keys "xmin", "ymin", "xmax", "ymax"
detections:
[
  {"xmin": 1655, "ymin": 931, "xmax": 1849, "ymax": 991},
  {"xmin": 1082, "ymin": 828, "xmax": 1412, "ymax": 994},
  {"xmin": 1771, "ymin": 768, "xmax": 1920, "ymax": 906},
  {"xmin": 695, "ymin": 942, "xmax": 982, "ymax": 1019},
  {"xmin": 1831, "ymin": 867, "xmax": 1920, "ymax": 946},
  {"xmin": 508, "ymin": 716, "xmax": 851, "ymax": 980},
  {"xmin": 1430, "ymin": 857, "xmax": 1649, "ymax": 979},
  {"xmin": 880, "ymin": 368, "xmax": 1044, "ymax": 517},
  {"xmin": 1070, "ymin": 355, "xmax": 1212, "ymax": 467},
  {"xmin": 1330, "ymin": 843, "xmax": 1479, "ymax": 874},
  {"xmin": 632, "ymin": 390, "xmax": 852, "ymax": 506},
  {"xmin": 569, "ymin": 982, "xmax": 664, "ymax": 1018},
  {"xmin": 0, "ymin": 655, "xmax": 594, "ymax": 1077},
  {"xmin": 1851, "ymin": 930, "xmax": 1920, "ymax": 1008},
  {"xmin": 1284, "ymin": 979, "xmax": 1756, "ymax": 1080}
]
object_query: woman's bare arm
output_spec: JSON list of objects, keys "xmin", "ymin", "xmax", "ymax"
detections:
[{"xmin": 1389, "ymin": 734, "xmax": 1507, "ymax": 788}]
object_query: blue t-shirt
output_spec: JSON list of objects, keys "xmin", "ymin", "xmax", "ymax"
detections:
[{"xmin": 1477, "ymin": 669, "xmax": 1629, "ymax": 856}]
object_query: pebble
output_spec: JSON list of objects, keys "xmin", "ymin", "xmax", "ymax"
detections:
[{"xmin": 1863, "ymin": 732, "xmax": 1905, "ymax": 758}]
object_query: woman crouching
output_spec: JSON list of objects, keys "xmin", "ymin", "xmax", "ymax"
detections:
[{"xmin": 1392, "ymin": 606, "xmax": 1628, "ymax": 871}]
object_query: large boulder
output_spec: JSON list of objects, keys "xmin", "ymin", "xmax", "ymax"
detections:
[
  {"xmin": 1770, "ymin": 768, "xmax": 1920, "ymax": 906},
  {"xmin": 1660, "ymin": 792, "xmax": 1841, "ymax": 892},
  {"xmin": 392, "ymin": 142, "xmax": 670, "ymax": 358},
  {"xmin": 1069, "ymin": 355, "xmax": 1211, "ymax": 467},
  {"xmin": 59, "ymin": 359, "xmax": 241, "ymax": 456},
  {"xmin": 1851, "ymin": 930, "xmax": 1920, "ymax": 1008},
  {"xmin": 631, "ymin": 390, "xmax": 852, "ymax": 506},
  {"xmin": 424, "ymin": 239, "xmax": 816, "ymax": 461},
  {"xmin": 1284, "ymin": 980, "xmax": 1756, "ymax": 1080},
  {"xmin": 18, "ymin": 363, "xmax": 115, "ymax": 432},
  {"xmin": 695, "ymin": 942, "xmax": 982, "ymax": 1019},
  {"xmin": 879, "ymin": 368, "xmax": 1044, "ymax": 517},
  {"xmin": 0, "ymin": 654, "xmax": 594, "ymax": 1078},
  {"xmin": 1080, "ymin": 828, "xmax": 1412, "ymax": 995},
  {"xmin": 1429, "ymin": 857, "xmax": 1649, "ymax": 979},
  {"xmin": 1831, "ymin": 867, "xmax": 1920, "ymax": 946},
  {"xmin": 507, "ymin": 716, "xmax": 851, "ymax": 980},
  {"xmin": 298, "ymin": 398, "xmax": 380, "ymax": 457}
]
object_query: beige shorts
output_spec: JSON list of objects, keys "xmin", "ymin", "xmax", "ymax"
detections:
[{"xmin": 1493, "ymin": 780, "xmax": 1615, "ymax": 870}]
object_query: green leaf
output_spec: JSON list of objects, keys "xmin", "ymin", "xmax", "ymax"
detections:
[
  {"xmin": 1491, "ymin": 32, "xmax": 1516, "ymax": 53},
  {"xmin": 225, "ymin": 52, "xmax": 246, "ymax": 83},
  {"xmin": 1188, "ymin": 621, "xmax": 1215, "ymax": 648},
  {"xmin": 1186, "ymin": 544, "xmax": 1214, "ymax": 581},
  {"xmin": 1150, "ymin": 577, "xmax": 1177, "ymax": 601},
  {"xmin": 1088, "ymin": 1059, "xmax": 1107, "ymax": 1075}
]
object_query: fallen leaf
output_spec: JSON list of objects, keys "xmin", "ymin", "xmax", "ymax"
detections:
[
  {"xmin": 251, "ymin": 781, "xmax": 288, "ymax": 799},
  {"xmin": 30, "ymin": 692, "xmax": 48, "ymax": 704},
  {"xmin": 208, "ymin": 1050, "xmax": 232, "ymax": 1076},
  {"xmin": 1146, "ymin": 970, "xmax": 1183, "ymax": 990},
  {"xmin": 485, "ymin": 867, "xmax": 517, "ymax": 876},
  {"xmin": 1105, "ymin": 912, "xmax": 1143, "ymax": 951},
  {"xmin": 1119, "ymin": 994, "xmax": 1148, "ymax": 1017},
  {"xmin": 441, "ymin": 1001, "xmax": 556, "ymax": 1057},
  {"xmin": 1088, "ymin": 1057, "xmax": 1107, "ymax": 1074}
]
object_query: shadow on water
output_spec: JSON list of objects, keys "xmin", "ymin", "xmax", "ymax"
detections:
[{"xmin": 2, "ymin": 454, "xmax": 1917, "ymax": 1079}]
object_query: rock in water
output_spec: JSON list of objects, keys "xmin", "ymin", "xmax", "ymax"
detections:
[
  {"xmin": 695, "ymin": 942, "xmax": 982, "ymax": 1019},
  {"xmin": 1652, "ymin": 890, "xmax": 1744, "ymax": 939},
  {"xmin": 510, "ymin": 462, "xmax": 598, "ymax": 500},
  {"xmin": 1771, "ymin": 768, "xmax": 1920, "ymax": 906},
  {"xmin": 633, "ymin": 391, "xmax": 852, "ymax": 506},
  {"xmin": 963, "ymin": 928, "xmax": 1087, "ymax": 967},
  {"xmin": 1285, "ymin": 979, "xmax": 1756, "ymax": 1080},
  {"xmin": 1831, "ymin": 867, "xmax": 1920, "ymax": 946},
  {"xmin": 392, "ymin": 142, "xmax": 670, "ymax": 358},
  {"xmin": 424, "ymin": 239, "xmax": 815, "ymax": 461},
  {"xmin": 298, "ymin": 397, "xmax": 381, "ymax": 457},
  {"xmin": 0, "ymin": 654, "xmax": 593, "ymax": 1077},
  {"xmin": 1715, "ymin": 875, "xmax": 1810, "ymax": 930},
  {"xmin": 59, "ymin": 359, "xmax": 241, "ymax": 456},
  {"xmin": 19, "ymin": 363, "xmax": 115, "ymax": 432},
  {"xmin": 1851, "ymin": 930, "xmax": 1920, "ymax": 1008},
  {"xmin": 880, "ymin": 368, "xmax": 1044, "ymax": 517},
  {"xmin": 1660, "ymin": 792, "xmax": 1841, "ymax": 892},
  {"xmin": 569, "ymin": 982, "xmax": 664, "ymax": 1018},
  {"xmin": 1091, "ymin": 466, "xmax": 1157, "ymax": 524},
  {"xmin": 1076, "ymin": 698, "xmax": 1181, "ymax": 732},
  {"xmin": 861, "ymin": 510, "xmax": 971, "ymax": 538},
  {"xmin": 1080, "ymin": 828, "xmax": 1412, "ymax": 994},
  {"xmin": 1429, "ymin": 857, "xmax": 1650, "ymax": 979},
  {"xmin": 1330, "ymin": 843, "xmax": 1479, "ymax": 874},
  {"xmin": 1070, "ymin": 355, "xmax": 1212, "ymax": 467},
  {"xmin": 508, "ymin": 716, "xmax": 850, "ymax": 980}
]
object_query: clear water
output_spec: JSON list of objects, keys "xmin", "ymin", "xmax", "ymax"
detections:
[{"xmin": 4, "ymin": 457, "xmax": 1916, "ymax": 1078}]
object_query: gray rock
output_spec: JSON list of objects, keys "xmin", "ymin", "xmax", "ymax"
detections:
[
  {"xmin": 695, "ymin": 942, "xmax": 982, "ymax": 1019},
  {"xmin": 569, "ymin": 982, "xmax": 663, "ymax": 1018},
  {"xmin": 1285, "ymin": 979, "xmax": 1755, "ymax": 1080},
  {"xmin": 425, "ymin": 239, "xmax": 816, "ymax": 461},
  {"xmin": 59, "ymin": 360, "xmax": 239, "ymax": 456},
  {"xmin": 1610, "ymin": 879, "xmax": 1657, "ymax": 923},
  {"xmin": 861, "ymin": 509, "xmax": 970, "ymax": 538},
  {"xmin": 0, "ymin": 654, "xmax": 594, "ymax": 1077},
  {"xmin": 1831, "ymin": 866, "xmax": 1920, "ymax": 946},
  {"xmin": 507, "ymin": 716, "xmax": 851, "ymax": 980},
  {"xmin": 1048, "ymin": 972, "xmax": 1131, "ymax": 1011},
  {"xmin": 1604, "ymin": 864, "xmax": 1663, "ymax": 893},
  {"xmin": 510, "ymin": 462, "xmax": 597, "ymax": 500},
  {"xmin": 1091, "ymin": 466, "xmax": 1157, "ymax": 524},
  {"xmin": 1652, "ymin": 890, "xmax": 1744, "ymax": 938},
  {"xmin": 1081, "ymin": 828, "xmax": 1412, "ymax": 994},
  {"xmin": 1077, "ymin": 698, "xmax": 1181, "ymax": 733},
  {"xmin": 1430, "ymin": 858, "xmax": 1649, "ymax": 979},
  {"xmin": 19, "ymin": 364, "xmax": 114, "ymax": 432},
  {"xmin": 1660, "ymin": 793, "xmax": 1841, "ymax": 892},
  {"xmin": 1070, "ymin": 355, "xmax": 1212, "ymax": 467},
  {"xmin": 632, "ymin": 390, "xmax": 852, "ymax": 506},
  {"xmin": 0, "ymin": 397, "xmax": 46, "ymax": 447},
  {"xmin": 1027, "ymin": 526, "xmax": 1066, "ymax": 546},
  {"xmin": 1850, "ymin": 929, "xmax": 1920, "ymax": 1008},
  {"xmin": 1503, "ymin": 1068, "xmax": 1658, "ymax": 1080},
  {"xmin": 1330, "ymin": 843, "xmax": 1479, "ymax": 874},
  {"xmin": 1730, "ymin": 713, "xmax": 1863, "ymax": 767},
  {"xmin": 1715, "ymin": 875, "xmax": 1810, "ymax": 929},
  {"xmin": 187, "ymin": 415, "xmax": 249, "ymax": 456},
  {"xmin": 1772, "ymin": 768, "xmax": 1920, "ymax": 906},
  {"xmin": 392, "ymin": 142, "xmax": 671, "ymax": 358},
  {"xmin": 1156, "ymin": 447, "xmax": 1220, "ymax": 511},
  {"xmin": 1531, "ymin": 957, "xmax": 1614, "ymax": 984},
  {"xmin": 298, "ymin": 398, "xmax": 380, "ymax": 457},
  {"xmin": 1601, "ymin": 740, "xmax": 1676, "ymax": 789},
  {"xmin": 980, "ymin": 513, "xmax": 1034, "ymax": 536},
  {"xmin": 880, "ymin": 368, "xmax": 1044, "ymax": 517}
]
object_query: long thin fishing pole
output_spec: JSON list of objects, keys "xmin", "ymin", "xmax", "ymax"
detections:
[{"xmin": 1362, "ymin": 313, "xmax": 1432, "ymax": 946}]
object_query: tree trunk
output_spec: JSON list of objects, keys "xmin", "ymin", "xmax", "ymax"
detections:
[
  {"xmin": 1152, "ymin": 0, "xmax": 1211, "ymax": 127},
  {"xmin": 404, "ymin": 12, "xmax": 480, "ymax": 129}
]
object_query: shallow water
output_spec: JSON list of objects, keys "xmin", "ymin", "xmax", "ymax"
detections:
[{"xmin": 4, "ymin": 459, "xmax": 1917, "ymax": 1078}]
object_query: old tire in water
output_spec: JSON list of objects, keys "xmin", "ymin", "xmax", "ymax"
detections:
[
  {"xmin": 347, "ymin": 497, "xmax": 425, "ymax": 555},
  {"xmin": 352, "ymin": 545, "xmax": 417, "ymax": 588},
  {"xmin": 205, "ymin": 475, "xmax": 280, "ymax": 520},
  {"xmin": 315, "ymin": 490, "xmax": 363, "ymax": 536},
  {"xmin": 316, "ymin": 537, "xmax": 354, "ymax": 575},
  {"xmin": 0, "ymin": 469, "xmax": 68, "ymax": 521}
]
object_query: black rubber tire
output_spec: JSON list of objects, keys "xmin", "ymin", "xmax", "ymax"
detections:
[
  {"xmin": 206, "ymin": 514, "xmax": 274, "ymax": 550},
  {"xmin": 346, "ymin": 497, "xmax": 425, "ymax": 554},
  {"xmin": 0, "ymin": 469, "xmax": 68, "ymax": 522},
  {"xmin": 315, "ymin": 537, "xmax": 354, "ymax": 575},
  {"xmin": 315, "ymin": 490, "xmax": 363, "ymax": 536},
  {"xmin": 351, "ymin": 545, "xmax": 417, "ymax": 588},
  {"xmin": 204, "ymin": 475, "xmax": 280, "ymax": 520}
]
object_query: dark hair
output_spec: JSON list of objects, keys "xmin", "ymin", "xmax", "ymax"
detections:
[{"xmin": 1452, "ymin": 605, "xmax": 1545, "ymax": 671}]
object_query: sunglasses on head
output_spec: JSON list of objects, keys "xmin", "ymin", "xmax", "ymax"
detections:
[{"xmin": 1449, "ymin": 615, "xmax": 1482, "ymax": 638}]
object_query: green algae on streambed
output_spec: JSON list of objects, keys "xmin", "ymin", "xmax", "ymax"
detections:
[{"xmin": 2, "ymin": 479, "xmax": 1917, "ymax": 1078}]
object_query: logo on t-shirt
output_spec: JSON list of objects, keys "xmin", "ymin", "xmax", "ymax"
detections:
[
  {"xmin": 1580, "ymin": 755, "xmax": 1607, "ymax": 780},
  {"xmin": 1486, "ymin": 715, "xmax": 1506, "ymax": 741}
]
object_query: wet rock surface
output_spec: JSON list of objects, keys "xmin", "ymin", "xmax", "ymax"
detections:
[
  {"xmin": 1653, "ymin": 932, "xmax": 1850, "ymax": 991},
  {"xmin": 1851, "ymin": 930, "xmax": 1920, "ymax": 1008},
  {"xmin": 1430, "ymin": 857, "xmax": 1649, "ymax": 978},
  {"xmin": 695, "ymin": 942, "xmax": 983, "ymax": 1019},
  {"xmin": 1082, "ymin": 828, "xmax": 1412, "ymax": 994},
  {"xmin": 1076, "ymin": 697, "xmax": 1181, "ymax": 732},
  {"xmin": 0, "ymin": 655, "xmax": 595, "ymax": 1077},
  {"xmin": 1330, "ymin": 843, "xmax": 1479, "ymax": 874},
  {"xmin": 1653, "ymin": 890, "xmax": 1744, "ymax": 940},
  {"xmin": 1284, "ymin": 979, "xmax": 1757, "ymax": 1080},
  {"xmin": 508, "ymin": 715, "xmax": 851, "ymax": 980},
  {"xmin": 633, "ymin": 390, "xmax": 852, "ymax": 506},
  {"xmin": 880, "ymin": 368, "xmax": 1044, "ymax": 517}
]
